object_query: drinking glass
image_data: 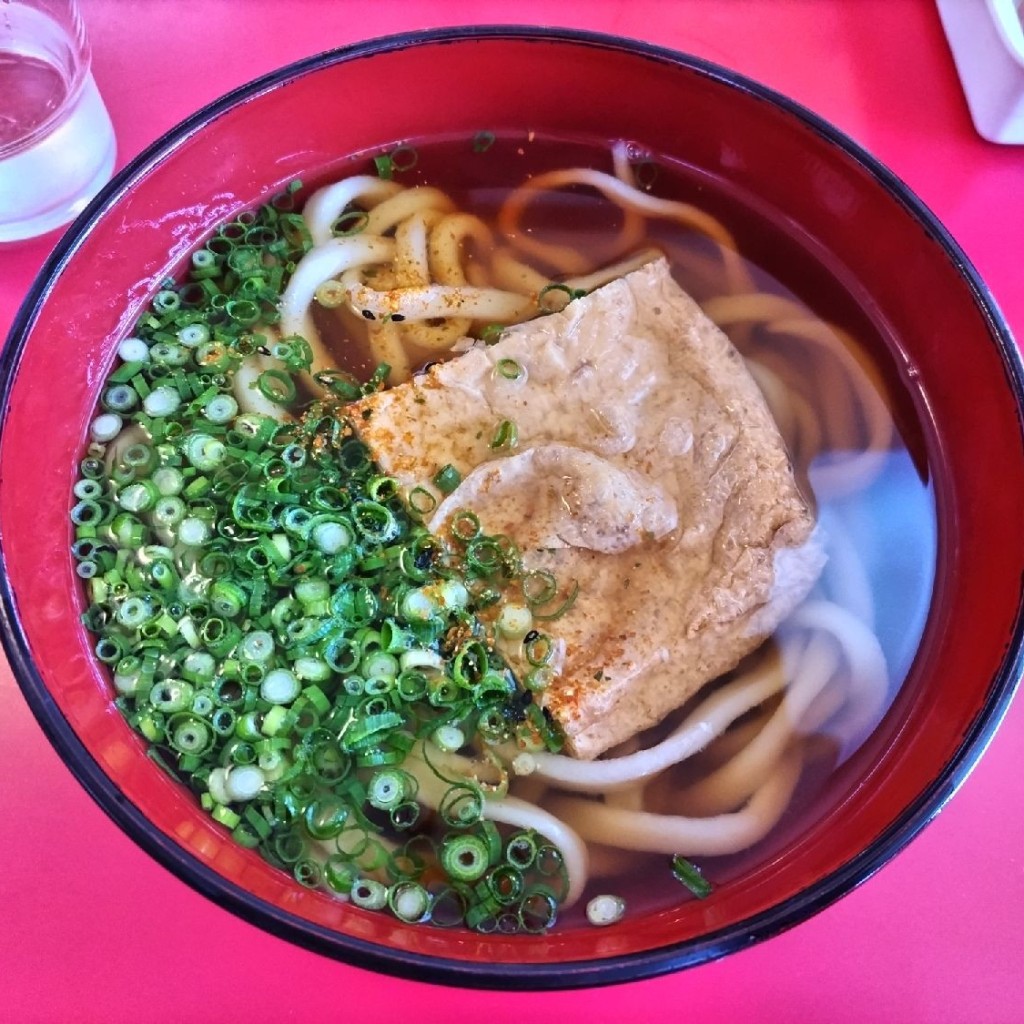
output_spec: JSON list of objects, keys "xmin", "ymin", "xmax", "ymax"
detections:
[{"xmin": 0, "ymin": 0, "xmax": 115, "ymax": 242}]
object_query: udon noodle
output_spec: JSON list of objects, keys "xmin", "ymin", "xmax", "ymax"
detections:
[{"xmin": 74, "ymin": 136, "xmax": 907, "ymax": 932}]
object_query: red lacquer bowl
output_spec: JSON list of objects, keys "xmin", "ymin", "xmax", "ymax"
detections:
[{"xmin": 1, "ymin": 28, "xmax": 1021, "ymax": 988}]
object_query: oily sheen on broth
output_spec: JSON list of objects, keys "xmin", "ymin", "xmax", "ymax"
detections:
[{"xmin": 72, "ymin": 132, "xmax": 935, "ymax": 932}]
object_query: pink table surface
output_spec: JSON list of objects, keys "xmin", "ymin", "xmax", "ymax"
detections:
[{"xmin": 2, "ymin": 2, "xmax": 1022, "ymax": 1021}]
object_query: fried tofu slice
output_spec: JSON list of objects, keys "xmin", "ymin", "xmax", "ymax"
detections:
[{"xmin": 352, "ymin": 258, "xmax": 824, "ymax": 758}]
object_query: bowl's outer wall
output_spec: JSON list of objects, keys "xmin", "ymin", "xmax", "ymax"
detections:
[{"xmin": 1, "ymin": 30, "xmax": 1022, "ymax": 985}]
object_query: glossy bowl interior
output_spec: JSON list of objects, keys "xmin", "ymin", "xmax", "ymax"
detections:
[{"xmin": 2, "ymin": 27, "xmax": 1022, "ymax": 989}]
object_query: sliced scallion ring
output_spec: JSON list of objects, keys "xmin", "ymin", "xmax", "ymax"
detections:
[{"xmin": 440, "ymin": 833, "xmax": 491, "ymax": 882}]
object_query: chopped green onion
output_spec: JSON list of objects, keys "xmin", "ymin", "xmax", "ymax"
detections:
[
  {"xmin": 433, "ymin": 463, "xmax": 462, "ymax": 495},
  {"xmin": 209, "ymin": 579, "xmax": 247, "ymax": 618},
  {"xmin": 116, "ymin": 595, "xmax": 153, "ymax": 628},
  {"xmin": 523, "ymin": 571, "xmax": 557, "ymax": 606},
  {"xmin": 304, "ymin": 798, "xmax": 348, "ymax": 840},
  {"xmin": 496, "ymin": 602, "xmax": 532, "ymax": 640},
  {"xmin": 487, "ymin": 864, "xmax": 525, "ymax": 905},
  {"xmin": 211, "ymin": 805, "xmax": 240, "ymax": 829},
  {"xmin": 169, "ymin": 715, "xmax": 213, "ymax": 755},
  {"xmin": 116, "ymin": 481, "xmax": 156, "ymax": 513},
  {"xmin": 537, "ymin": 282, "xmax": 588, "ymax": 312},
  {"xmin": 149, "ymin": 342, "xmax": 188, "ymax": 367},
  {"xmin": 225, "ymin": 765, "xmax": 265, "ymax": 801},
  {"xmin": 310, "ymin": 518, "xmax": 352, "ymax": 555},
  {"xmin": 153, "ymin": 289, "xmax": 180, "ymax": 313},
  {"xmin": 407, "ymin": 486, "xmax": 436, "ymax": 516},
  {"xmin": 152, "ymin": 466, "xmax": 184, "ymax": 496},
  {"xmin": 123, "ymin": 443, "xmax": 156, "ymax": 473},
  {"xmin": 399, "ymin": 587, "xmax": 439, "ymax": 624},
  {"xmin": 102, "ymin": 384, "xmax": 138, "ymax": 412},
  {"xmin": 203, "ymin": 394, "xmax": 238, "ymax": 424},
  {"xmin": 323, "ymin": 857, "xmax": 356, "ymax": 895},
  {"xmin": 441, "ymin": 833, "xmax": 491, "ymax": 882},
  {"xmin": 531, "ymin": 579, "xmax": 580, "ymax": 621},
  {"xmin": 143, "ymin": 386, "xmax": 181, "ymax": 417},
  {"xmin": 495, "ymin": 358, "xmax": 523, "ymax": 380},
  {"xmin": 177, "ymin": 516, "xmax": 211, "ymax": 546},
  {"xmin": 239, "ymin": 630, "xmax": 275, "ymax": 663},
  {"xmin": 149, "ymin": 679, "xmax": 193, "ymax": 713},
  {"xmin": 117, "ymin": 337, "xmax": 149, "ymax": 362},
  {"xmin": 184, "ymin": 433, "xmax": 227, "ymax": 471},
  {"xmin": 350, "ymin": 500, "xmax": 400, "ymax": 543},
  {"xmin": 472, "ymin": 130, "xmax": 496, "ymax": 152},
  {"xmin": 362, "ymin": 649, "xmax": 399, "ymax": 681},
  {"xmin": 432, "ymin": 724, "xmax": 465, "ymax": 753},
  {"xmin": 315, "ymin": 280, "xmax": 347, "ymax": 308},
  {"xmin": 505, "ymin": 832, "xmax": 539, "ymax": 870},
  {"xmin": 367, "ymin": 768, "xmax": 408, "ymax": 811},
  {"xmin": 399, "ymin": 648, "xmax": 443, "ymax": 672},
  {"xmin": 450, "ymin": 510, "xmax": 480, "ymax": 541},
  {"xmin": 257, "ymin": 369, "xmax": 296, "ymax": 405},
  {"xmin": 332, "ymin": 210, "xmax": 369, "ymax": 237},
  {"xmin": 351, "ymin": 879, "xmax": 388, "ymax": 910},
  {"xmin": 177, "ymin": 323, "xmax": 210, "ymax": 347},
  {"xmin": 73, "ymin": 479, "xmax": 104, "ymax": 501},
  {"xmin": 390, "ymin": 145, "xmax": 418, "ymax": 172},
  {"xmin": 671, "ymin": 855, "xmax": 712, "ymax": 899},
  {"xmin": 388, "ymin": 881, "xmax": 430, "ymax": 923},
  {"xmin": 90, "ymin": 412, "xmax": 122, "ymax": 443},
  {"xmin": 524, "ymin": 667, "xmax": 553, "ymax": 693},
  {"xmin": 181, "ymin": 651, "xmax": 216, "ymax": 684},
  {"xmin": 489, "ymin": 419, "xmax": 519, "ymax": 451},
  {"xmin": 372, "ymin": 145, "xmax": 415, "ymax": 181},
  {"xmin": 260, "ymin": 668, "xmax": 300, "ymax": 705},
  {"xmin": 260, "ymin": 704, "xmax": 291, "ymax": 736}
]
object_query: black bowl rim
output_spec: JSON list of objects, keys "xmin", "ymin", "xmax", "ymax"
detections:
[{"xmin": 1, "ymin": 24, "xmax": 1022, "ymax": 991}]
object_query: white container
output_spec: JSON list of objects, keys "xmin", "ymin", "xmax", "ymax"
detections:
[
  {"xmin": 936, "ymin": 0, "xmax": 1024, "ymax": 144},
  {"xmin": 0, "ymin": 1, "xmax": 116, "ymax": 242}
]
